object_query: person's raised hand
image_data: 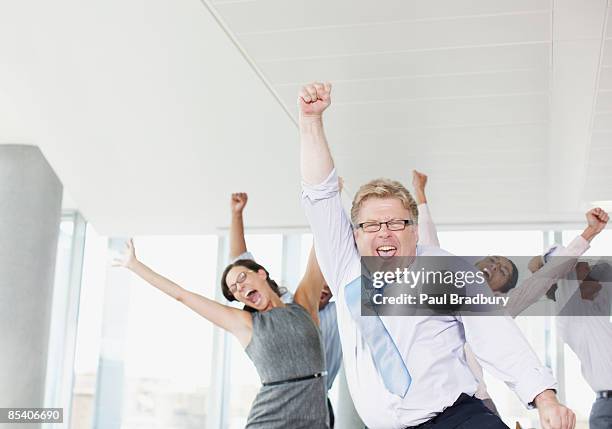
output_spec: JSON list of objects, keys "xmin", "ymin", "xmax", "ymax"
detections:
[
  {"xmin": 112, "ymin": 238, "xmax": 138, "ymax": 270},
  {"xmin": 231, "ymin": 192, "xmax": 248, "ymax": 215},
  {"xmin": 298, "ymin": 82, "xmax": 332, "ymax": 118},
  {"xmin": 586, "ymin": 207, "xmax": 609, "ymax": 234},
  {"xmin": 412, "ymin": 170, "xmax": 428, "ymax": 192}
]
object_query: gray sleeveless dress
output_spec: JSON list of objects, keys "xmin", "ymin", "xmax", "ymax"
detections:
[{"xmin": 245, "ymin": 303, "xmax": 329, "ymax": 428}]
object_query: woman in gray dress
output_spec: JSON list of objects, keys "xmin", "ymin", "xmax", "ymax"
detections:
[{"xmin": 114, "ymin": 239, "xmax": 329, "ymax": 428}]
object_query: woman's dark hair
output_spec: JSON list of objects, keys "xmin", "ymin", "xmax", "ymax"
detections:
[{"xmin": 221, "ymin": 259, "xmax": 285, "ymax": 312}]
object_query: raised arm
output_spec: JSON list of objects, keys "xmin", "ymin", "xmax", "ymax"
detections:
[
  {"xmin": 293, "ymin": 246, "xmax": 326, "ymax": 325},
  {"xmin": 507, "ymin": 208, "xmax": 608, "ymax": 317},
  {"xmin": 299, "ymin": 82, "xmax": 334, "ymax": 185},
  {"xmin": 412, "ymin": 170, "xmax": 440, "ymax": 247},
  {"xmin": 229, "ymin": 192, "xmax": 248, "ymax": 260},
  {"xmin": 113, "ymin": 239, "xmax": 252, "ymax": 345},
  {"xmin": 299, "ymin": 83, "xmax": 361, "ymax": 294}
]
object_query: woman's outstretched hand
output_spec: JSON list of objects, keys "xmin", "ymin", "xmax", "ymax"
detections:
[{"xmin": 112, "ymin": 238, "xmax": 138, "ymax": 270}]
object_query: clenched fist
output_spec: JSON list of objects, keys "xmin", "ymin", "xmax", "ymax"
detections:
[
  {"xmin": 298, "ymin": 82, "xmax": 332, "ymax": 118},
  {"xmin": 231, "ymin": 192, "xmax": 248, "ymax": 214},
  {"xmin": 535, "ymin": 390, "xmax": 576, "ymax": 429},
  {"xmin": 412, "ymin": 170, "xmax": 428, "ymax": 193},
  {"xmin": 586, "ymin": 207, "xmax": 609, "ymax": 234}
]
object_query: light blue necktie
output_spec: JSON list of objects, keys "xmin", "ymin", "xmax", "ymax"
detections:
[{"xmin": 345, "ymin": 276, "xmax": 411, "ymax": 397}]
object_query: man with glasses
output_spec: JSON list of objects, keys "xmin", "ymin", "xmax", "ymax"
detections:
[{"xmin": 298, "ymin": 81, "xmax": 576, "ymax": 429}]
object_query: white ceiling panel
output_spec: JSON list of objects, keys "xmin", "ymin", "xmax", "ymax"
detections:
[
  {"xmin": 596, "ymin": 92, "xmax": 612, "ymax": 110},
  {"xmin": 600, "ymin": 67, "xmax": 612, "ymax": 89},
  {"xmin": 239, "ymin": 13, "xmax": 550, "ymax": 61},
  {"xmin": 593, "ymin": 112, "xmax": 612, "ymax": 130},
  {"xmin": 334, "ymin": 155, "xmax": 547, "ymax": 188},
  {"xmin": 553, "ymin": 0, "xmax": 609, "ymax": 40},
  {"xmin": 588, "ymin": 145, "xmax": 612, "ymax": 161},
  {"xmin": 591, "ymin": 132, "xmax": 612, "ymax": 148},
  {"xmin": 327, "ymin": 123, "xmax": 548, "ymax": 155},
  {"xmin": 584, "ymin": 170, "xmax": 612, "ymax": 185},
  {"xmin": 260, "ymin": 44, "xmax": 550, "ymax": 85},
  {"xmin": 332, "ymin": 149, "xmax": 546, "ymax": 176},
  {"xmin": 214, "ymin": 0, "xmax": 549, "ymax": 34},
  {"xmin": 603, "ymin": 41, "xmax": 612, "ymax": 66},
  {"xmin": 274, "ymin": 69, "xmax": 548, "ymax": 106},
  {"xmin": 301, "ymin": 94, "xmax": 548, "ymax": 135}
]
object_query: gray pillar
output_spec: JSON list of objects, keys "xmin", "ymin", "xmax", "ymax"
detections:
[{"xmin": 0, "ymin": 146, "xmax": 62, "ymax": 414}]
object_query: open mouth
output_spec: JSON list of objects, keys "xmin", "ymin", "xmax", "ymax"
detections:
[
  {"xmin": 245, "ymin": 289, "xmax": 261, "ymax": 305},
  {"xmin": 482, "ymin": 267, "xmax": 491, "ymax": 280},
  {"xmin": 376, "ymin": 245, "xmax": 397, "ymax": 258}
]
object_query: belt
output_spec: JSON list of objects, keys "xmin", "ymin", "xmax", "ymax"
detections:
[
  {"xmin": 263, "ymin": 371, "xmax": 327, "ymax": 387},
  {"xmin": 597, "ymin": 391, "xmax": 612, "ymax": 399},
  {"xmin": 403, "ymin": 394, "xmax": 473, "ymax": 429}
]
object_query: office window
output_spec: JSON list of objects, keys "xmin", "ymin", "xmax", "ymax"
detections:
[
  {"xmin": 73, "ymin": 235, "xmax": 219, "ymax": 429},
  {"xmin": 71, "ymin": 224, "xmax": 108, "ymax": 429},
  {"xmin": 120, "ymin": 236, "xmax": 218, "ymax": 429}
]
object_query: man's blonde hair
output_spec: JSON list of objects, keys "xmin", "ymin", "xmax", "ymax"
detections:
[{"xmin": 351, "ymin": 178, "xmax": 419, "ymax": 225}]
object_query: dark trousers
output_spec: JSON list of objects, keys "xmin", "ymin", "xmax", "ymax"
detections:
[
  {"xmin": 590, "ymin": 397, "xmax": 612, "ymax": 429},
  {"xmin": 405, "ymin": 394, "xmax": 509, "ymax": 429}
]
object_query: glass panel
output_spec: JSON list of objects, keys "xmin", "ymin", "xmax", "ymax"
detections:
[
  {"xmin": 119, "ymin": 236, "xmax": 218, "ymax": 429},
  {"xmin": 300, "ymin": 233, "xmax": 313, "ymax": 276},
  {"xmin": 71, "ymin": 223, "xmax": 108, "ymax": 429},
  {"xmin": 45, "ymin": 217, "xmax": 77, "ymax": 408}
]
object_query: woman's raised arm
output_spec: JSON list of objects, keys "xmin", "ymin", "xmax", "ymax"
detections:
[{"xmin": 113, "ymin": 239, "xmax": 252, "ymax": 346}]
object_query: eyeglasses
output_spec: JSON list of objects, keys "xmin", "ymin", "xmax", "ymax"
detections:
[
  {"xmin": 228, "ymin": 270, "xmax": 252, "ymax": 294},
  {"xmin": 357, "ymin": 219, "xmax": 414, "ymax": 233}
]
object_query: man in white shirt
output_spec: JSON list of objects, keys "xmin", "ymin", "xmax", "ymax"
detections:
[
  {"xmin": 411, "ymin": 170, "xmax": 607, "ymax": 416},
  {"xmin": 528, "ymin": 222, "xmax": 611, "ymax": 429},
  {"xmin": 555, "ymin": 263, "xmax": 612, "ymax": 429},
  {"xmin": 298, "ymin": 81, "xmax": 576, "ymax": 429}
]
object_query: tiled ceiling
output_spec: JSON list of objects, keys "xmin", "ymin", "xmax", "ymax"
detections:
[
  {"xmin": 211, "ymin": 0, "xmax": 611, "ymax": 223},
  {"xmin": 0, "ymin": 0, "xmax": 609, "ymax": 234}
]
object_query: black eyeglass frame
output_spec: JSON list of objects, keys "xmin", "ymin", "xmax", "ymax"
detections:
[{"xmin": 356, "ymin": 219, "xmax": 415, "ymax": 232}]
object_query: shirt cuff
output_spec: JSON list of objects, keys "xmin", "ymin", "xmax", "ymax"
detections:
[
  {"xmin": 514, "ymin": 366, "xmax": 558, "ymax": 409},
  {"xmin": 231, "ymin": 251, "xmax": 255, "ymax": 263},
  {"xmin": 301, "ymin": 168, "xmax": 339, "ymax": 202}
]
